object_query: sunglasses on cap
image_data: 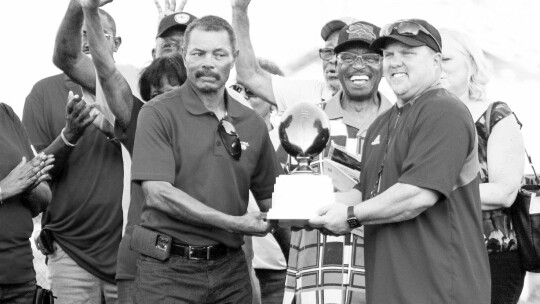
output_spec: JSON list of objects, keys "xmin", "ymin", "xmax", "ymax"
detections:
[
  {"xmin": 381, "ymin": 20, "xmax": 441, "ymax": 52},
  {"xmin": 319, "ymin": 48, "xmax": 335, "ymax": 61},
  {"xmin": 218, "ymin": 118, "xmax": 242, "ymax": 160}
]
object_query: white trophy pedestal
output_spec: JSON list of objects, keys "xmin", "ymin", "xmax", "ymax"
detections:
[{"xmin": 267, "ymin": 174, "xmax": 335, "ymax": 227}]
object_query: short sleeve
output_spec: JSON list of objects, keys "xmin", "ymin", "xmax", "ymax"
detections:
[
  {"xmin": 271, "ymin": 75, "xmax": 328, "ymax": 114},
  {"xmin": 131, "ymin": 105, "xmax": 175, "ymax": 184},
  {"xmin": 398, "ymin": 101, "xmax": 475, "ymax": 198},
  {"xmin": 250, "ymin": 129, "xmax": 280, "ymax": 201},
  {"xmin": 23, "ymin": 83, "xmax": 53, "ymax": 149},
  {"xmin": 489, "ymin": 101, "xmax": 514, "ymax": 130},
  {"xmin": 3, "ymin": 104, "xmax": 34, "ymax": 159}
]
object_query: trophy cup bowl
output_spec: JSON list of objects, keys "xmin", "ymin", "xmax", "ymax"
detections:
[{"xmin": 267, "ymin": 103, "xmax": 335, "ymax": 226}]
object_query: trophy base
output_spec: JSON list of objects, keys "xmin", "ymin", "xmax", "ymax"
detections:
[{"xmin": 267, "ymin": 174, "xmax": 334, "ymax": 226}]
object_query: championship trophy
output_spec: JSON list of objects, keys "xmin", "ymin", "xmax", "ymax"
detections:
[{"xmin": 266, "ymin": 102, "xmax": 335, "ymax": 226}]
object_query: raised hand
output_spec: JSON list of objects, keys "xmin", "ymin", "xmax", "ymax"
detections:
[
  {"xmin": 231, "ymin": 0, "xmax": 251, "ymax": 10},
  {"xmin": 63, "ymin": 91, "xmax": 98, "ymax": 144},
  {"xmin": 0, "ymin": 153, "xmax": 54, "ymax": 199},
  {"xmin": 155, "ymin": 0, "xmax": 187, "ymax": 21},
  {"xmin": 76, "ymin": 0, "xmax": 113, "ymax": 9}
]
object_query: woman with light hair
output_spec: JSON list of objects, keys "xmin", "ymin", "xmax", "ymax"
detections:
[{"xmin": 441, "ymin": 28, "xmax": 526, "ymax": 304}]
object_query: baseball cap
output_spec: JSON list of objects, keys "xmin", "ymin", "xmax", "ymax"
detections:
[
  {"xmin": 156, "ymin": 12, "xmax": 197, "ymax": 38},
  {"xmin": 320, "ymin": 17, "xmax": 359, "ymax": 41},
  {"xmin": 370, "ymin": 19, "xmax": 442, "ymax": 53},
  {"xmin": 333, "ymin": 21, "xmax": 381, "ymax": 54}
]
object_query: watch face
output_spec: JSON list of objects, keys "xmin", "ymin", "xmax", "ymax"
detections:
[{"xmin": 347, "ymin": 218, "xmax": 360, "ymax": 229}]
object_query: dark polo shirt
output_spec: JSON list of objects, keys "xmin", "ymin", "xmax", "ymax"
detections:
[
  {"xmin": 355, "ymin": 88, "xmax": 490, "ymax": 303},
  {"xmin": 131, "ymin": 82, "xmax": 279, "ymax": 248}
]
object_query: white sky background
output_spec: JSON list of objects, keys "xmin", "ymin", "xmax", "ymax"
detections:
[{"xmin": 1, "ymin": 0, "xmax": 540, "ymax": 167}]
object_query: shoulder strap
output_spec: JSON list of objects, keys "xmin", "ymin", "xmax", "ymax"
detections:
[
  {"xmin": 485, "ymin": 102, "xmax": 495, "ymax": 136},
  {"xmin": 507, "ymin": 105, "xmax": 539, "ymax": 185}
]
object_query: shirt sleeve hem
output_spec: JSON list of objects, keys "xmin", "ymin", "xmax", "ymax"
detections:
[
  {"xmin": 397, "ymin": 176, "xmax": 451, "ymax": 199},
  {"xmin": 132, "ymin": 172, "xmax": 175, "ymax": 184}
]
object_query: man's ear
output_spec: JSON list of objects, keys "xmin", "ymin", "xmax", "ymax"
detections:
[
  {"xmin": 151, "ymin": 48, "xmax": 156, "ymax": 60},
  {"xmin": 433, "ymin": 52, "xmax": 442, "ymax": 67},
  {"xmin": 113, "ymin": 36, "xmax": 122, "ymax": 52}
]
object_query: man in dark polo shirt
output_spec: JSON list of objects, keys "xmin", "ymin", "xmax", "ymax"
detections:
[
  {"xmin": 24, "ymin": 2, "xmax": 124, "ymax": 303},
  {"xmin": 309, "ymin": 19, "xmax": 491, "ymax": 303},
  {"xmin": 131, "ymin": 15, "xmax": 279, "ymax": 303}
]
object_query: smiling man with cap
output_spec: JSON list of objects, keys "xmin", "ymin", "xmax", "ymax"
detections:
[
  {"xmin": 282, "ymin": 20, "xmax": 392, "ymax": 304},
  {"xmin": 309, "ymin": 18, "xmax": 490, "ymax": 304},
  {"xmin": 232, "ymin": 0, "xmax": 358, "ymax": 114}
]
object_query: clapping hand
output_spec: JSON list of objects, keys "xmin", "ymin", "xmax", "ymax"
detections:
[
  {"xmin": 0, "ymin": 153, "xmax": 54, "ymax": 199},
  {"xmin": 63, "ymin": 91, "xmax": 98, "ymax": 145},
  {"xmin": 155, "ymin": 0, "xmax": 187, "ymax": 21}
]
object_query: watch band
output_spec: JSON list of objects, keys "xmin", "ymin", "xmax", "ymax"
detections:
[{"xmin": 347, "ymin": 205, "xmax": 361, "ymax": 229}]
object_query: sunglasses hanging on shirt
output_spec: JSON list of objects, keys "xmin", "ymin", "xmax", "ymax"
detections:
[{"xmin": 218, "ymin": 118, "xmax": 242, "ymax": 160}]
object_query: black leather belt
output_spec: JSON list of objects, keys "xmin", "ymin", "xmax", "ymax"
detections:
[{"xmin": 170, "ymin": 243, "xmax": 232, "ymax": 260}]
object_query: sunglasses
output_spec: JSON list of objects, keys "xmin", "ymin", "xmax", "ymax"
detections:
[
  {"xmin": 319, "ymin": 48, "xmax": 335, "ymax": 61},
  {"xmin": 337, "ymin": 52, "xmax": 381, "ymax": 66},
  {"xmin": 381, "ymin": 20, "xmax": 441, "ymax": 52},
  {"xmin": 218, "ymin": 119, "xmax": 241, "ymax": 160}
]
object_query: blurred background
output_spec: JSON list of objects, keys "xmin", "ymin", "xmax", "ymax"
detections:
[{"xmin": 3, "ymin": 0, "xmax": 538, "ymax": 302}]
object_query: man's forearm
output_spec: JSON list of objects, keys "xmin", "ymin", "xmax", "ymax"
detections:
[
  {"xmin": 53, "ymin": 0, "xmax": 96, "ymax": 93},
  {"xmin": 356, "ymin": 183, "xmax": 439, "ymax": 225},
  {"xmin": 143, "ymin": 181, "xmax": 244, "ymax": 233},
  {"xmin": 83, "ymin": 7, "xmax": 133, "ymax": 130},
  {"xmin": 37, "ymin": 133, "xmax": 79, "ymax": 179},
  {"xmin": 231, "ymin": 5, "xmax": 275, "ymax": 104},
  {"xmin": 21, "ymin": 182, "xmax": 51, "ymax": 217}
]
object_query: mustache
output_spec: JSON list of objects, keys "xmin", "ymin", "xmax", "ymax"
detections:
[{"xmin": 195, "ymin": 70, "xmax": 221, "ymax": 80}]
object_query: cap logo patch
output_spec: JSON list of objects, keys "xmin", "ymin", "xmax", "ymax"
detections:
[
  {"xmin": 174, "ymin": 13, "xmax": 190, "ymax": 24},
  {"xmin": 346, "ymin": 23, "xmax": 376, "ymax": 42}
]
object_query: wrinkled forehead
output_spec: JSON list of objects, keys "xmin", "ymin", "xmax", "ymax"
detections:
[{"xmin": 185, "ymin": 29, "xmax": 234, "ymax": 52}]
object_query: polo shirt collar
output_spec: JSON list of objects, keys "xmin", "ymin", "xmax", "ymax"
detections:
[
  {"xmin": 182, "ymin": 81, "xmax": 244, "ymax": 118},
  {"xmin": 325, "ymin": 91, "xmax": 390, "ymax": 130}
]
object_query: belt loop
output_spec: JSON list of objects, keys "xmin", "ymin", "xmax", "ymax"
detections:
[{"xmin": 207, "ymin": 246, "xmax": 211, "ymax": 260}]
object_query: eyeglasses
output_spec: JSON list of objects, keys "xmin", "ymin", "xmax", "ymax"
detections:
[
  {"xmin": 82, "ymin": 31, "xmax": 114, "ymax": 40},
  {"xmin": 230, "ymin": 84, "xmax": 257, "ymax": 99},
  {"xmin": 337, "ymin": 52, "xmax": 381, "ymax": 66},
  {"xmin": 380, "ymin": 20, "xmax": 441, "ymax": 52},
  {"xmin": 218, "ymin": 119, "xmax": 241, "ymax": 160},
  {"xmin": 319, "ymin": 48, "xmax": 335, "ymax": 61}
]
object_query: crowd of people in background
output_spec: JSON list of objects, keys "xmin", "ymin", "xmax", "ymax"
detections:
[{"xmin": 0, "ymin": 0, "xmax": 533, "ymax": 303}]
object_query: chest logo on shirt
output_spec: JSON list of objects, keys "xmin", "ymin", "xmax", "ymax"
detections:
[
  {"xmin": 241, "ymin": 141, "xmax": 250, "ymax": 151},
  {"xmin": 371, "ymin": 135, "xmax": 381, "ymax": 145}
]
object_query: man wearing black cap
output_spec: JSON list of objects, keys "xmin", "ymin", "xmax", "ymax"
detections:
[
  {"xmin": 283, "ymin": 20, "xmax": 393, "ymax": 304},
  {"xmin": 310, "ymin": 19, "xmax": 490, "ymax": 303},
  {"xmin": 154, "ymin": 11, "xmax": 197, "ymax": 58},
  {"xmin": 232, "ymin": 0, "xmax": 356, "ymax": 113}
]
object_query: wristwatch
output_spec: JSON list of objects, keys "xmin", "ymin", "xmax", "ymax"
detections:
[{"xmin": 347, "ymin": 205, "xmax": 361, "ymax": 229}]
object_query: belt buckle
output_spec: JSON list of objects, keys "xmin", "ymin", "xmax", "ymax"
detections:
[{"xmin": 188, "ymin": 246, "xmax": 210, "ymax": 260}]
